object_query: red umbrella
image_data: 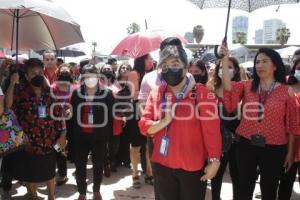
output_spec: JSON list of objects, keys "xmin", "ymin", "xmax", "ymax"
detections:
[
  {"xmin": 111, "ymin": 30, "xmax": 187, "ymax": 58},
  {"xmin": 0, "ymin": 51, "xmax": 5, "ymax": 58}
]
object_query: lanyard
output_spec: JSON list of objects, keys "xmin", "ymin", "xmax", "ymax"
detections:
[
  {"xmin": 84, "ymin": 85, "xmax": 98, "ymax": 113},
  {"xmin": 60, "ymin": 86, "xmax": 71, "ymax": 106},
  {"xmin": 257, "ymin": 81, "xmax": 276, "ymax": 123},
  {"xmin": 161, "ymin": 78, "xmax": 190, "ymax": 136}
]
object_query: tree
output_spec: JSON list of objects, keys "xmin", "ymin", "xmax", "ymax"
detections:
[
  {"xmin": 92, "ymin": 41, "xmax": 97, "ymax": 54},
  {"xmin": 193, "ymin": 25, "xmax": 204, "ymax": 44},
  {"xmin": 276, "ymin": 27, "xmax": 291, "ymax": 47},
  {"xmin": 233, "ymin": 32, "xmax": 247, "ymax": 44},
  {"xmin": 127, "ymin": 22, "xmax": 140, "ymax": 35}
]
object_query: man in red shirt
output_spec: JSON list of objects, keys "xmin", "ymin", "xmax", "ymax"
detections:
[{"xmin": 43, "ymin": 50, "xmax": 59, "ymax": 84}]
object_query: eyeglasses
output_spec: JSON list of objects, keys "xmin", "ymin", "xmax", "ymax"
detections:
[
  {"xmin": 102, "ymin": 68, "xmax": 112, "ymax": 72},
  {"xmin": 121, "ymin": 67, "xmax": 130, "ymax": 71},
  {"xmin": 161, "ymin": 64, "xmax": 183, "ymax": 73},
  {"xmin": 255, "ymin": 59, "xmax": 272, "ymax": 65}
]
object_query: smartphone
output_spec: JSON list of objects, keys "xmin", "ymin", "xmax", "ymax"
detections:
[{"xmin": 54, "ymin": 143, "xmax": 61, "ymax": 152}]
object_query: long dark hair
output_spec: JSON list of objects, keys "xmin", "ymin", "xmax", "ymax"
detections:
[
  {"xmin": 117, "ymin": 62, "xmax": 132, "ymax": 81},
  {"xmin": 208, "ymin": 57, "xmax": 241, "ymax": 91},
  {"xmin": 287, "ymin": 49, "xmax": 300, "ymax": 85},
  {"xmin": 251, "ymin": 48, "xmax": 286, "ymax": 92},
  {"xmin": 133, "ymin": 54, "xmax": 149, "ymax": 86},
  {"xmin": 188, "ymin": 58, "xmax": 208, "ymax": 84}
]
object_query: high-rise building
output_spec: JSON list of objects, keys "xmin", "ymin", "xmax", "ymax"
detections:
[
  {"xmin": 255, "ymin": 29, "xmax": 263, "ymax": 44},
  {"xmin": 263, "ymin": 19, "xmax": 286, "ymax": 44},
  {"xmin": 232, "ymin": 16, "xmax": 248, "ymax": 43},
  {"xmin": 184, "ymin": 32, "xmax": 194, "ymax": 43}
]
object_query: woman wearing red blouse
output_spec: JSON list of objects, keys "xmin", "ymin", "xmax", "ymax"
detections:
[
  {"xmin": 221, "ymin": 45, "xmax": 299, "ymax": 200},
  {"xmin": 139, "ymin": 44, "xmax": 222, "ymax": 200},
  {"xmin": 277, "ymin": 49, "xmax": 300, "ymax": 200}
]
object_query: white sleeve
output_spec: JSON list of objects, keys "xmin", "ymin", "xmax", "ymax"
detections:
[
  {"xmin": 186, "ymin": 72, "xmax": 195, "ymax": 85},
  {"xmin": 138, "ymin": 73, "xmax": 152, "ymax": 101},
  {"xmin": 0, "ymin": 88, "xmax": 3, "ymax": 96}
]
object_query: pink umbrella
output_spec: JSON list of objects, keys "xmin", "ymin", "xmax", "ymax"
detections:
[
  {"xmin": 111, "ymin": 30, "xmax": 187, "ymax": 58},
  {"xmin": 0, "ymin": 51, "xmax": 5, "ymax": 58}
]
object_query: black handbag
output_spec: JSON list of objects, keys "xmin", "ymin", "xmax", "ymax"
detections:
[{"xmin": 220, "ymin": 123, "xmax": 234, "ymax": 152}]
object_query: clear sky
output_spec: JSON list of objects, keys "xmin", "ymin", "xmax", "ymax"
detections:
[{"xmin": 54, "ymin": 0, "xmax": 300, "ymax": 55}]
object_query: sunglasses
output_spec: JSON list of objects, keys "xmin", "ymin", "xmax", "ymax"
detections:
[{"xmin": 121, "ymin": 67, "xmax": 130, "ymax": 71}]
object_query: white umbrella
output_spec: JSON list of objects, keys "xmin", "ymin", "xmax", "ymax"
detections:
[
  {"xmin": 240, "ymin": 61, "xmax": 254, "ymax": 69},
  {"xmin": 0, "ymin": 0, "xmax": 84, "ymax": 61},
  {"xmin": 276, "ymin": 46, "xmax": 299, "ymax": 59}
]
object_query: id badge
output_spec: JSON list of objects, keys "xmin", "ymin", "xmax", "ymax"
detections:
[
  {"xmin": 159, "ymin": 136, "xmax": 170, "ymax": 157},
  {"xmin": 88, "ymin": 112, "xmax": 94, "ymax": 124},
  {"xmin": 251, "ymin": 134, "xmax": 266, "ymax": 148},
  {"xmin": 38, "ymin": 105, "xmax": 47, "ymax": 118}
]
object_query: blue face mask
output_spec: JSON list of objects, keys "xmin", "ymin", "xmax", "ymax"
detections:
[{"xmin": 294, "ymin": 70, "xmax": 300, "ymax": 81}]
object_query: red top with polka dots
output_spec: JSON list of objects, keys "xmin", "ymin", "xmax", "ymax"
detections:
[
  {"xmin": 223, "ymin": 81, "xmax": 299, "ymax": 145},
  {"xmin": 295, "ymin": 93, "xmax": 300, "ymax": 161}
]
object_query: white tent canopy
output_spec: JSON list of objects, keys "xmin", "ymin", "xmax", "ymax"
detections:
[{"xmin": 276, "ymin": 46, "xmax": 299, "ymax": 59}]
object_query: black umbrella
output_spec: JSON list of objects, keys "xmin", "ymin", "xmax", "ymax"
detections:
[{"xmin": 189, "ymin": 0, "xmax": 300, "ymax": 57}]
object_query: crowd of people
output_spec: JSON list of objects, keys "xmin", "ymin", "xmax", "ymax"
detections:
[{"xmin": 0, "ymin": 37, "xmax": 299, "ymax": 200}]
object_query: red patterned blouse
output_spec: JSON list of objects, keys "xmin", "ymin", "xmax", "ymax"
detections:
[{"xmin": 223, "ymin": 81, "xmax": 299, "ymax": 145}]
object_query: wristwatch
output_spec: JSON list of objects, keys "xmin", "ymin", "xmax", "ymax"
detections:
[{"xmin": 208, "ymin": 158, "xmax": 220, "ymax": 164}]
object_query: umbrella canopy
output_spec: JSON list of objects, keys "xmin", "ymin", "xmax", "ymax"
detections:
[
  {"xmin": 0, "ymin": 51, "xmax": 5, "ymax": 58},
  {"xmin": 0, "ymin": 0, "xmax": 84, "ymax": 51},
  {"xmin": 189, "ymin": 0, "xmax": 299, "ymax": 45},
  {"xmin": 35, "ymin": 48, "xmax": 86, "ymax": 58},
  {"xmin": 276, "ymin": 46, "xmax": 299, "ymax": 59},
  {"xmin": 111, "ymin": 30, "xmax": 187, "ymax": 59},
  {"xmin": 189, "ymin": 0, "xmax": 299, "ymax": 12},
  {"xmin": 230, "ymin": 43, "xmax": 250, "ymax": 57}
]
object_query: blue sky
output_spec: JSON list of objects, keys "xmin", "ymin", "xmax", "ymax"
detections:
[{"xmin": 54, "ymin": 0, "xmax": 300, "ymax": 55}]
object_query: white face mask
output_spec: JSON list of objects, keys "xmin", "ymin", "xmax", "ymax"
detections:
[
  {"xmin": 84, "ymin": 77, "xmax": 98, "ymax": 88},
  {"xmin": 218, "ymin": 69, "xmax": 234, "ymax": 80},
  {"xmin": 294, "ymin": 70, "xmax": 300, "ymax": 81}
]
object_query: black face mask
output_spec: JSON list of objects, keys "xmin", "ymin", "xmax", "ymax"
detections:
[
  {"xmin": 193, "ymin": 74, "xmax": 207, "ymax": 84},
  {"xmin": 30, "ymin": 75, "xmax": 44, "ymax": 87},
  {"xmin": 58, "ymin": 72, "xmax": 72, "ymax": 82},
  {"xmin": 162, "ymin": 68, "xmax": 183, "ymax": 86},
  {"xmin": 102, "ymin": 71, "xmax": 113, "ymax": 79}
]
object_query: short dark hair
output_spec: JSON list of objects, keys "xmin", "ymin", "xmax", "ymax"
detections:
[
  {"xmin": 107, "ymin": 58, "xmax": 117, "ymax": 65},
  {"xmin": 79, "ymin": 58, "xmax": 90, "ymax": 68},
  {"xmin": 293, "ymin": 49, "xmax": 300, "ymax": 58},
  {"xmin": 160, "ymin": 37, "xmax": 183, "ymax": 51},
  {"xmin": 251, "ymin": 48, "xmax": 286, "ymax": 92},
  {"xmin": 287, "ymin": 57, "xmax": 300, "ymax": 85},
  {"xmin": 42, "ymin": 50, "xmax": 56, "ymax": 59},
  {"xmin": 24, "ymin": 58, "xmax": 44, "ymax": 73},
  {"xmin": 189, "ymin": 58, "xmax": 208, "ymax": 83},
  {"xmin": 57, "ymin": 58, "xmax": 64, "ymax": 63},
  {"xmin": 81, "ymin": 64, "xmax": 99, "ymax": 74}
]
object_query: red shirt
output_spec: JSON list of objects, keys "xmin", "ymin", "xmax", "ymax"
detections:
[
  {"xmin": 106, "ymin": 84, "xmax": 123, "ymax": 136},
  {"xmin": 139, "ymin": 84, "xmax": 222, "ymax": 172},
  {"xmin": 223, "ymin": 81, "xmax": 299, "ymax": 145},
  {"xmin": 82, "ymin": 105, "xmax": 94, "ymax": 133},
  {"xmin": 113, "ymin": 117, "xmax": 123, "ymax": 136},
  {"xmin": 44, "ymin": 66, "xmax": 59, "ymax": 84},
  {"xmin": 295, "ymin": 93, "xmax": 300, "ymax": 161}
]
